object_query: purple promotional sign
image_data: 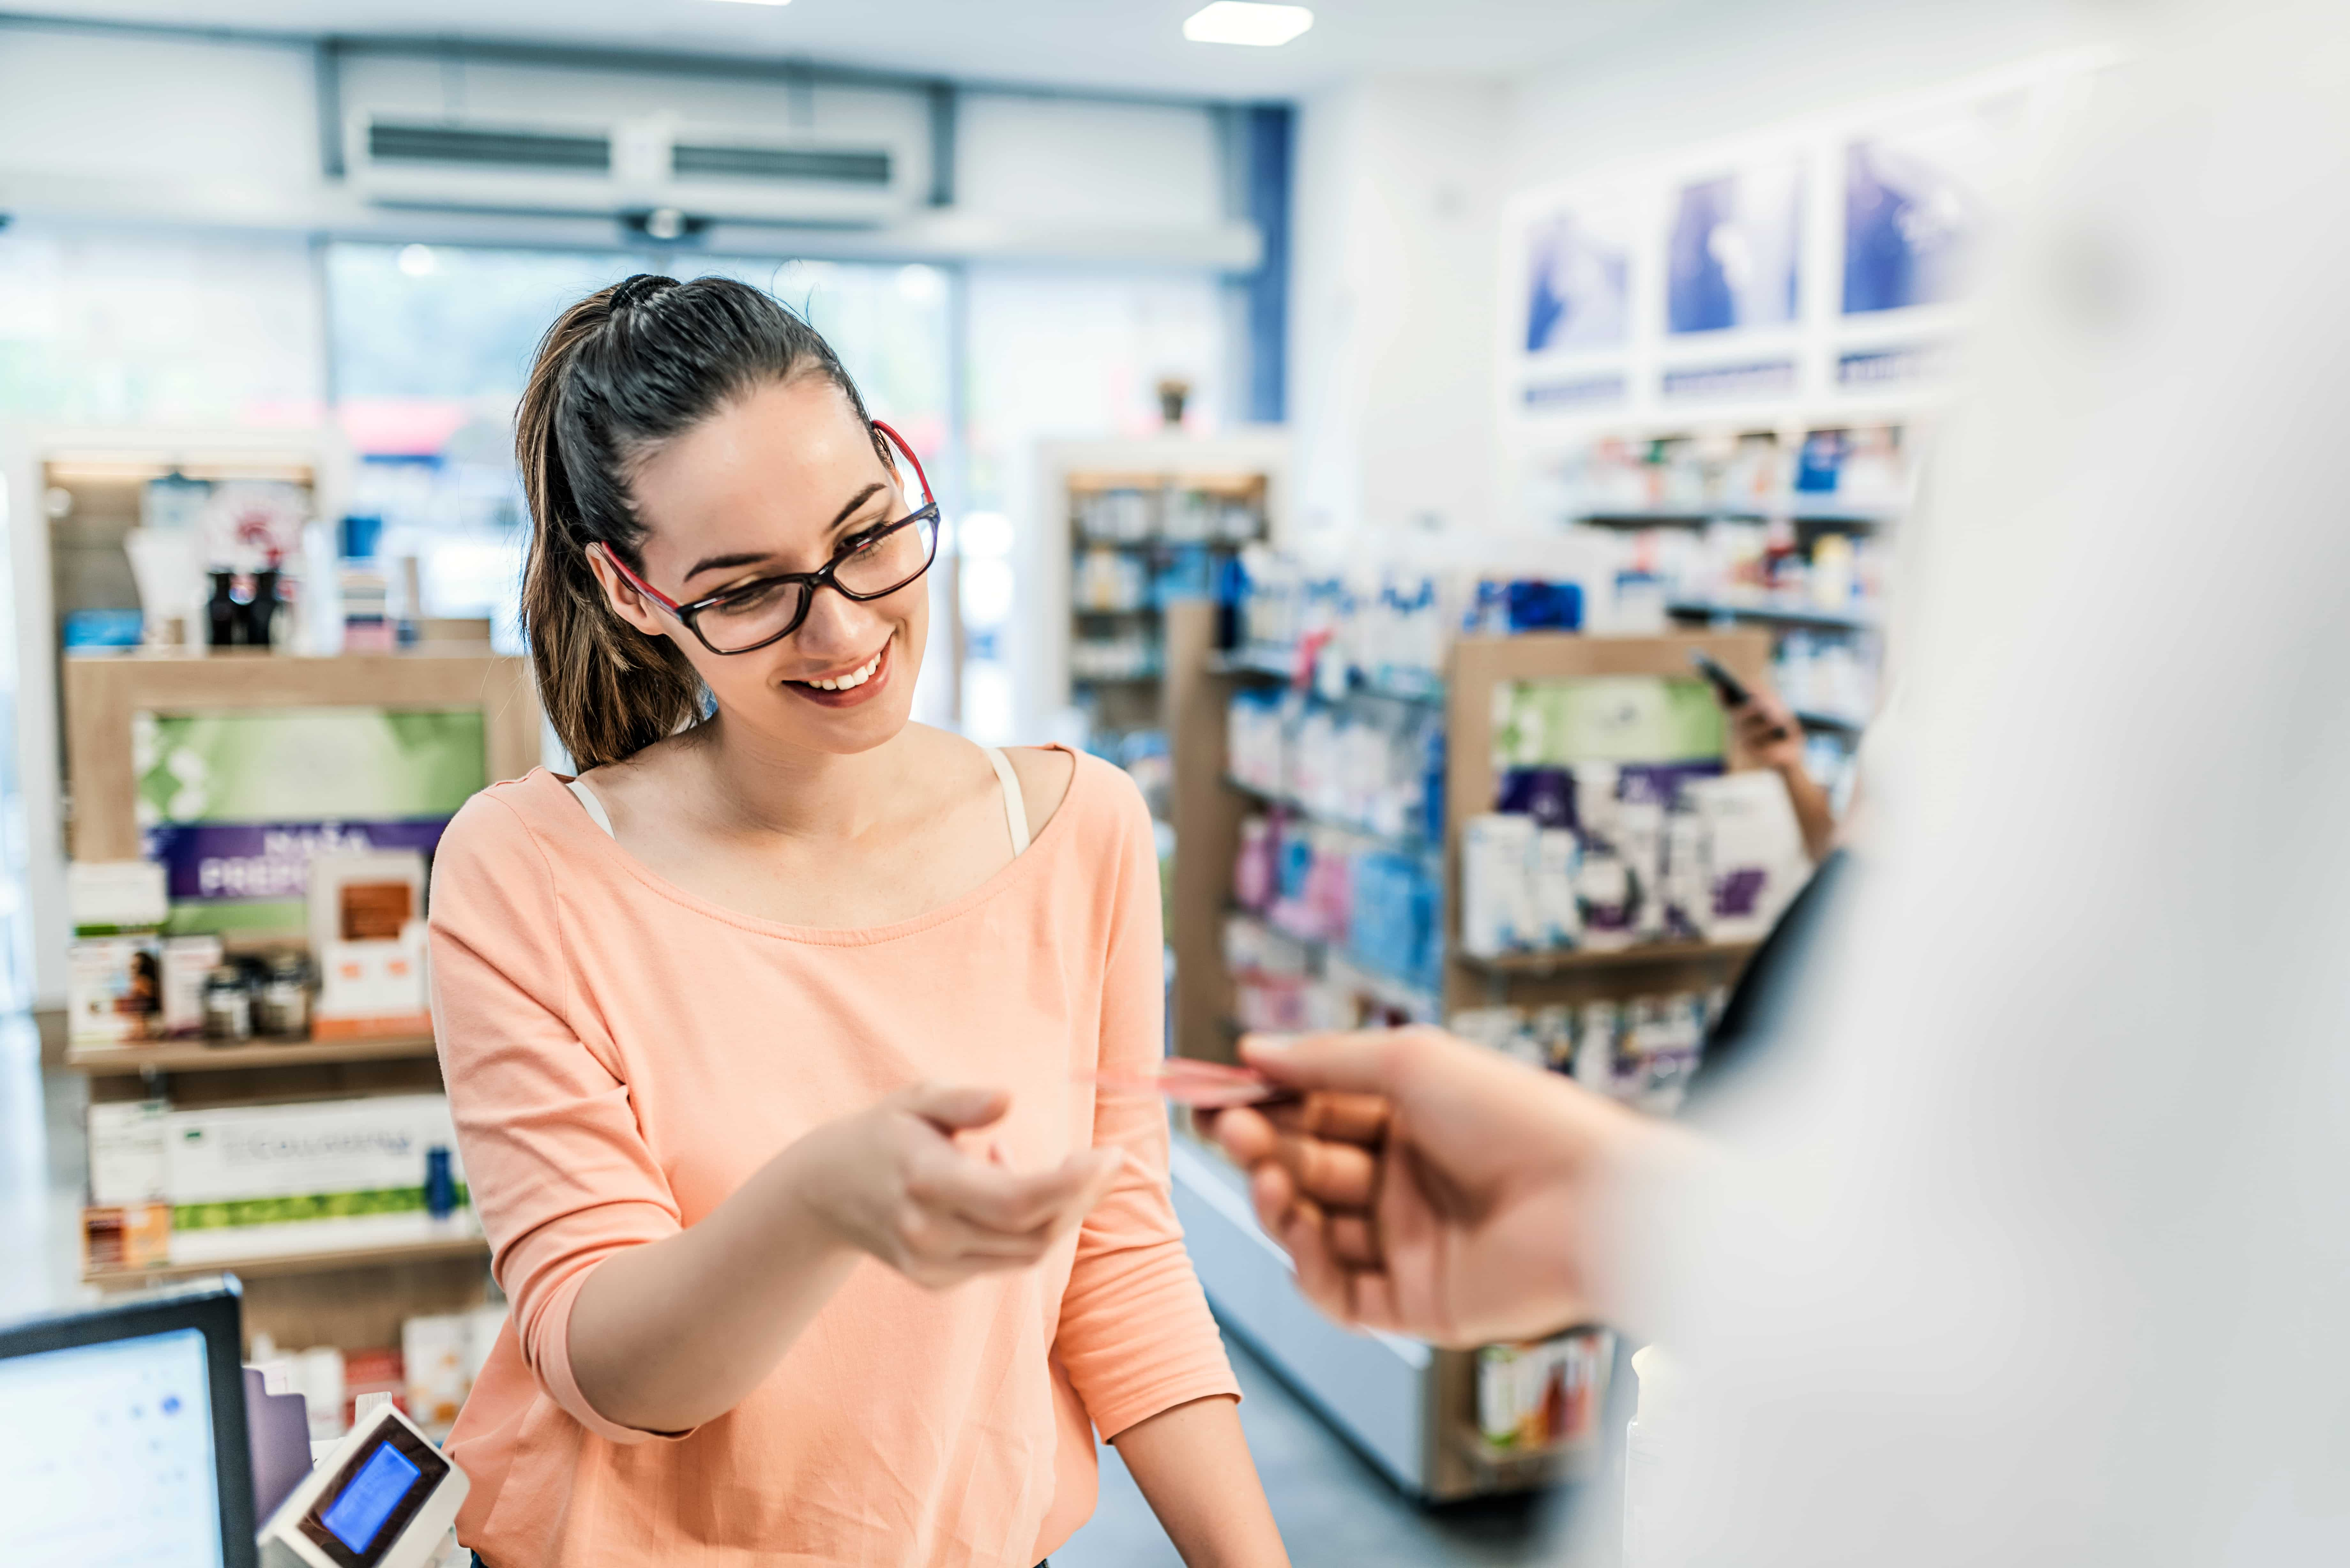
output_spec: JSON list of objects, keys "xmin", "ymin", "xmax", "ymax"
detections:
[{"xmin": 141, "ymin": 820, "xmax": 453, "ymax": 902}]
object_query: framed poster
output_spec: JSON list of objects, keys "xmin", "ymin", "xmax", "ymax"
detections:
[
  {"xmin": 1666, "ymin": 158, "xmax": 1804, "ymax": 335},
  {"xmin": 1523, "ymin": 198, "xmax": 1634, "ymax": 355},
  {"xmin": 1841, "ymin": 97, "xmax": 2022, "ymax": 314}
]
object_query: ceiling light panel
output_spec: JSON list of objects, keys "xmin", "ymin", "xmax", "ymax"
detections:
[{"xmin": 1183, "ymin": 3, "xmax": 1315, "ymax": 47}]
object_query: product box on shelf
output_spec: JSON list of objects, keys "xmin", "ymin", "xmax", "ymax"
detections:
[
  {"xmin": 67, "ymin": 860, "xmax": 170, "ymax": 1045},
  {"xmin": 1452, "ymin": 993, "xmax": 1719, "ymax": 1115},
  {"xmin": 85, "ymin": 1093, "xmax": 470, "ymax": 1265},
  {"xmin": 308, "ymin": 849, "xmax": 432, "ymax": 1037},
  {"xmin": 403, "ymin": 1305, "xmax": 508, "ymax": 1431},
  {"xmin": 1460, "ymin": 670, "xmax": 1812, "ymax": 957},
  {"xmin": 1474, "ymin": 1329, "xmax": 1614, "ymax": 1456}
]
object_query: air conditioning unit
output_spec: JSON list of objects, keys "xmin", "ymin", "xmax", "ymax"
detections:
[{"xmin": 345, "ymin": 110, "xmax": 917, "ymax": 228}]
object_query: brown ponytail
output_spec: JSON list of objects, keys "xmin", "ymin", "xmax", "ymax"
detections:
[{"xmin": 515, "ymin": 273, "xmax": 878, "ymax": 770}]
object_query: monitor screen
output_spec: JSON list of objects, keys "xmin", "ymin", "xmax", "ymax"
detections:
[
  {"xmin": 0, "ymin": 1326, "xmax": 226, "ymax": 1567},
  {"xmin": 319, "ymin": 1443, "xmax": 421, "ymax": 1553}
]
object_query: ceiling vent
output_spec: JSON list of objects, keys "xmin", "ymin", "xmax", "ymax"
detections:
[
  {"xmin": 346, "ymin": 111, "xmax": 915, "ymax": 228},
  {"xmin": 368, "ymin": 122, "xmax": 613, "ymax": 173},
  {"xmin": 671, "ymin": 142, "xmax": 892, "ymax": 187}
]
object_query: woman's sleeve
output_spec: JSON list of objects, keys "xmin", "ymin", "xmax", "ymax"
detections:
[
  {"xmin": 427, "ymin": 792, "xmax": 694, "ymax": 1446},
  {"xmin": 1052, "ymin": 771, "xmax": 1241, "ymax": 1439}
]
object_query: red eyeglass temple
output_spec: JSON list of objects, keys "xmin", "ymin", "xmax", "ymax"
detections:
[{"xmin": 596, "ymin": 418, "xmax": 931, "ymax": 613}]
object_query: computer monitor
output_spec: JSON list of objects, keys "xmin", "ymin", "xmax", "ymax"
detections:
[{"xmin": 0, "ymin": 1279, "xmax": 257, "ymax": 1568}]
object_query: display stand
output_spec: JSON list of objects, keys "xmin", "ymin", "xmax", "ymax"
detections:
[
  {"xmin": 1039, "ymin": 433, "xmax": 1286, "ymax": 763},
  {"xmin": 4, "ymin": 427, "xmax": 354, "ymax": 1025},
  {"xmin": 1162, "ymin": 603, "xmax": 1771, "ymax": 1499},
  {"xmin": 62, "ymin": 650, "xmax": 538, "ymax": 1365}
]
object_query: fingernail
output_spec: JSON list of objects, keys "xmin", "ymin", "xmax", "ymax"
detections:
[{"xmin": 1242, "ymin": 1033, "xmax": 1294, "ymax": 1056}]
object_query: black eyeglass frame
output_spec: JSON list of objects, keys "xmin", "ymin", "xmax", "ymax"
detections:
[{"xmin": 595, "ymin": 418, "xmax": 941, "ymax": 657}]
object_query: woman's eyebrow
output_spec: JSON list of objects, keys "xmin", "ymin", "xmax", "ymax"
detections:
[
  {"xmin": 826, "ymin": 482, "xmax": 889, "ymax": 534},
  {"xmin": 682, "ymin": 483, "xmax": 892, "ymax": 583}
]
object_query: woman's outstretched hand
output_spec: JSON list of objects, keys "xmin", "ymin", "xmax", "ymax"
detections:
[
  {"xmin": 794, "ymin": 1083, "xmax": 1126, "ymax": 1290},
  {"xmin": 1205, "ymin": 1028, "xmax": 1695, "ymax": 1346}
]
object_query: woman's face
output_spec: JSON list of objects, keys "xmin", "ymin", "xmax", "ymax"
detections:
[{"xmin": 596, "ymin": 374, "xmax": 929, "ymax": 757}]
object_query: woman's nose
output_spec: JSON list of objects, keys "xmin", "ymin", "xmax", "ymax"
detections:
[{"xmin": 792, "ymin": 584, "xmax": 883, "ymax": 660}]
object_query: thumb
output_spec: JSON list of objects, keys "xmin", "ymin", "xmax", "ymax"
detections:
[
  {"xmin": 898, "ymin": 1082, "xmax": 1012, "ymax": 1133},
  {"xmin": 1239, "ymin": 1029, "xmax": 1408, "ymax": 1094}
]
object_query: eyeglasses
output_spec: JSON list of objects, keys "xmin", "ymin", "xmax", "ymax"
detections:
[{"xmin": 595, "ymin": 419, "xmax": 941, "ymax": 656}]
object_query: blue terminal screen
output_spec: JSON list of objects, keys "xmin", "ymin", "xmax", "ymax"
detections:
[{"xmin": 320, "ymin": 1442, "xmax": 422, "ymax": 1554}]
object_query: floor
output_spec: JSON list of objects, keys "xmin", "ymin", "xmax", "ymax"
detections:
[
  {"xmin": 1, "ymin": 1018, "xmax": 1613, "ymax": 1566},
  {"xmin": 1057, "ymin": 1333, "xmax": 1601, "ymax": 1567}
]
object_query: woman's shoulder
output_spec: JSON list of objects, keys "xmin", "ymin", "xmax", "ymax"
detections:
[
  {"xmin": 1011, "ymin": 746, "xmax": 1152, "ymax": 849},
  {"xmin": 435, "ymin": 769, "xmax": 577, "ymax": 870},
  {"xmin": 1001, "ymin": 743, "xmax": 1077, "ymax": 844}
]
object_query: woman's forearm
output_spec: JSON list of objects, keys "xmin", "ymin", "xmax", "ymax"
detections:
[
  {"xmin": 1113, "ymin": 1396, "xmax": 1289, "ymax": 1568},
  {"xmin": 566, "ymin": 1136, "xmax": 860, "ymax": 1434}
]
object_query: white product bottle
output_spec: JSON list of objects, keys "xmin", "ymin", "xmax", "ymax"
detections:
[{"xmin": 1623, "ymin": 1345, "xmax": 1679, "ymax": 1568}]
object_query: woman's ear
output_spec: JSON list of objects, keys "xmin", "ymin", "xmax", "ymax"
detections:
[{"xmin": 584, "ymin": 543, "xmax": 669, "ymax": 641}]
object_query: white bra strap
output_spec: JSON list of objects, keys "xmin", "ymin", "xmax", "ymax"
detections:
[
  {"xmin": 982, "ymin": 746, "xmax": 1031, "ymax": 857},
  {"xmin": 567, "ymin": 778, "xmax": 616, "ymax": 838}
]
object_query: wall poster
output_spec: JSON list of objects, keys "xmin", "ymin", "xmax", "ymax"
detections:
[
  {"xmin": 1841, "ymin": 97, "xmax": 2022, "ymax": 314},
  {"xmin": 1666, "ymin": 158, "xmax": 1805, "ymax": 335},
  {"xmin": 1522, "ymin": 199, "xmax": 1633, "ymax": 355},
  {"xmin": 135, "ymin": 707, "xmax": 488, "ymax": 932}
]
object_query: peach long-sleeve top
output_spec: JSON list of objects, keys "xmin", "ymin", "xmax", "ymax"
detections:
[{"xmin": 425, "ymin": 751, "xmax": 1236, "ymax": 1567}]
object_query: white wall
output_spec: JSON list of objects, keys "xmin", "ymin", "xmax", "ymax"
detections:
[
  {"xmin": 1507, "ymin": 0, "xmax": 2108, "ymax": 188},
  {"xmin": 1288, "ymin": 77, "xmax": 1508, "ymax": 538},
  {"xmin": 1283, "ymin": 0, "xmax": 2118, "ymax": 542}
]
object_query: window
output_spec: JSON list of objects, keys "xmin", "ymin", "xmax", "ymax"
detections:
[{"xmin": 321, "ymin": 245, "xmax": 953, "ymax": 707}]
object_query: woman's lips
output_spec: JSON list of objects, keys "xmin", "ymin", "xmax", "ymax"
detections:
[{"xmin": 785, "ymin": 639, "xmax": 892, "ymax": 709}]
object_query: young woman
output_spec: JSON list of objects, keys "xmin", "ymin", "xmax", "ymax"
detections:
[{"xmin": 428, "ymin": 274, "xmax": 1287, "ymax": 1568}]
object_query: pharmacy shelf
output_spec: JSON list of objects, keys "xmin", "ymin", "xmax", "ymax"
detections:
[
  {"xmin": 1074, "ymin": 538, "xmax": 1257, "ymax": 555},
  {"xmin": 1221, "ymin": 777, "xmax": 1436, "ymax": 859},
  {"xmin": 1449, "ymin": 1427, "xmax": 1601, "ymax": 1491},
  {"xmin": 1575, "ymin": 501, "xmax": 1901, "ymax": 527},
  {"xmin": 1209, "ymin": 648, "xmax": 1447, "ymax": 706},
  {"xmin": 62, "ymin": 1032, "xmax": 440, "ymax": 1075},
  {"xmin": 1667, "ymin": 598, "xmax": 1878, "ymax": 633},
  {"xmin": 1793, "ymin": 706, "xmax": 1868, "ymax": 734},
  {"xmin": 1225, "ymin": 908, "xmax": 1441, "ymax": 1016},
  {"xmin": 83, "ymin": 1230, "xmax": 488, "ymax": 1288},
  {"xmin": 1455, "ymin": 940, "xmax": 1759, "ymax": 976}
]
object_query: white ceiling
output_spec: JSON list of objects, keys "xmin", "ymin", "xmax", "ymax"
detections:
[{"xmin": 4, "ymin": 0, "xmax": 1668, "ymax": 98}]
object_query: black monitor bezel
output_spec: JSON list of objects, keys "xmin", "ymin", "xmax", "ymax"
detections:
[
  {"xmin": 0, "ymin": 1278, "xmax": 257, "ymax": 1568},
  {"xmin": 295, "ymin": 1415, "xmax": 449, "ymax": 1567}
]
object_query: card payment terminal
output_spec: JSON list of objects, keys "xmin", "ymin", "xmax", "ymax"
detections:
[{"xmin": 258, "ymin": 1398, "xmax": 469, "ymax": 1568}]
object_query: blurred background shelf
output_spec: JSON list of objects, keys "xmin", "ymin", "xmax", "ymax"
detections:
[
  {"xmin": 1667, "ymin": 598, "xmax": 1877, "ymax": 632},
  {"xmin": 62, "ymin": 1032, "xmax": 439, "ymax": 1074},
  {"xmin": 82, "ymin": 1228, "xmax": 488, "ymax": 1287},
  {"xmin": 1455, "ymin": 942, "xmax": 1760, "ymax": 976}
]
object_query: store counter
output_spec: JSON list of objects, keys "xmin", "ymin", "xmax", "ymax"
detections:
[{"xmin": 0, "ymin": 1279, "xmax": 469, "ymax": 1568}]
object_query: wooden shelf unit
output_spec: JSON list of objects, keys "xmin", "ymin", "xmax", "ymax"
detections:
[
  {"xmin": 83, "ymin": 1231, "xmax": 489, "ymax": 1287},
  {"xmin": 1040, "ymin": 434, "xmax": 1287, "ymax": 760},
  {"xmin": 58, "ymin": 648, "xmax": 533, "ymax": 1356},
  {"xmin": 63, "ymin": 1032, "xmax": 439, "ymax": 1075},
  {"xmin": 1163, "ymin": 607, "xmax": 1772, "ymax": 1499}
]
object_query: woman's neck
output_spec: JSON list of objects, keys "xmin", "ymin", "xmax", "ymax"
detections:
[{"xmin": 684, "ymin": 714, "xmax": 929, "ymax": 844}]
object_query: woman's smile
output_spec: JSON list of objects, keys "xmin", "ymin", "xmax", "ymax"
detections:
[{"xmin": 783, "ymin": 636, "xmax": 892, "ymax": 708}]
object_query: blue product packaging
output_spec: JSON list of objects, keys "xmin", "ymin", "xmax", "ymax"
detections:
[
  {"xmin": 1504, "ymin": 579, "xmax": 1584, "ymax": 632},
  {"xmin": 1497, "ymin": 767, "xmax": 1577, "ymax": 831},
  {"xmin": 1794, "ymin": 430, "xmax": 1846, "ymax": 494},
  {"xmin": 424, "ymin": 1145, "xmax": 457, "ymax": 1219}
]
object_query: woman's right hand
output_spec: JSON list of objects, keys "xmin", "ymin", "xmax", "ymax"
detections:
[{"xmin": 792, "ymin": 1083, "xmax": 1126, "ymax": 1290}]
